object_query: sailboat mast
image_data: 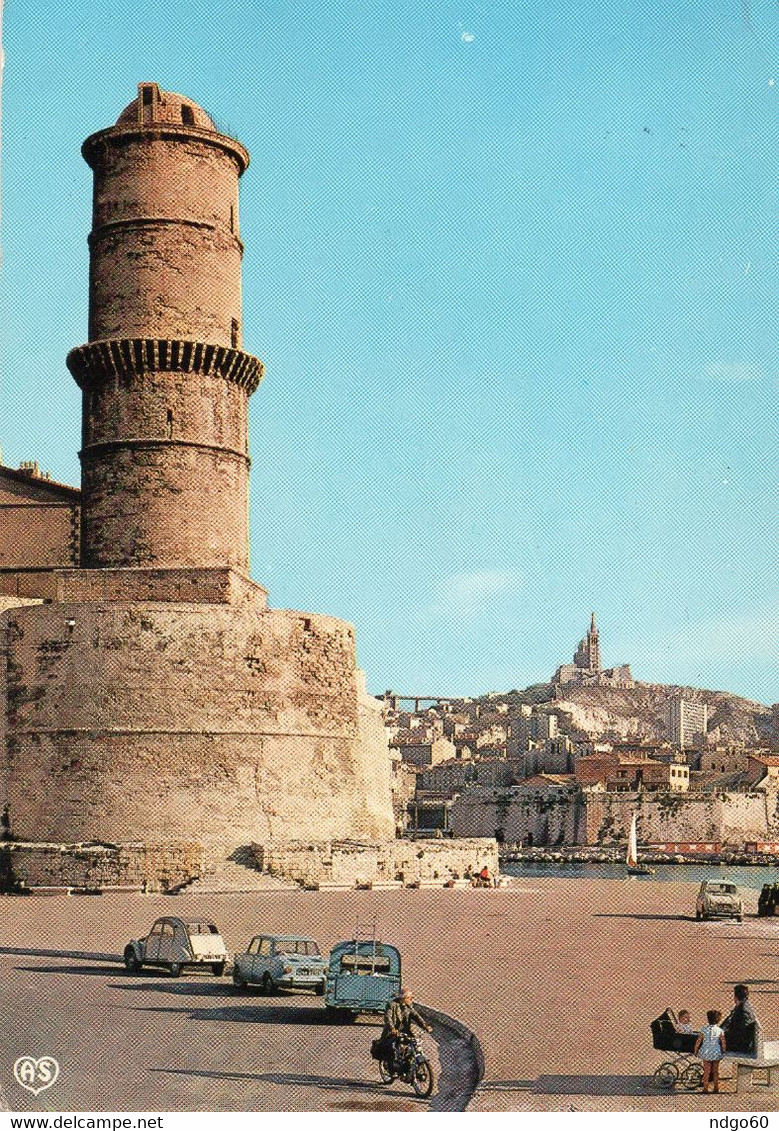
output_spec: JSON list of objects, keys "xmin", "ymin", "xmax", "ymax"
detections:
[{"xmin": 627, "ymin": 811, "xmax": 638, "ymax": 866}]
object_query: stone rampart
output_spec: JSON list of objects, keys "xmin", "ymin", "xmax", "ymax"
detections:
[
  {"xmin": 450, "ymin": 785, "xmax": 583, "ymax": 845},
  {"xmin": 0, "ymin": 841, "xmax": 203, "ymax": 893},
  {"xmin": 252, "ymin": 838, "xmax": 499, "ymax": 887},
  {"xmin": 449, "ymin": 785, "xmax": 779, "ymax": 848},
  {"xmin": 2, "ymin": 601, "xmax": 394, "ymax": 851},
  {"xmin": 585, "ymin": 790, "xmax": 779, "ymax": 846},
  {"xmin": 54, "ymin": 566, "xmax": 266, "ymax": 606}
]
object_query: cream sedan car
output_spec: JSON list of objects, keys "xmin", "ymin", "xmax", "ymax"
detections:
[
  {"xmin": 695, "ymin": 881, "xmax": 744, "ymax": 922},
  {"xmin": 124, "ymin": 916, "xmax": 228, "ymax": 977}
]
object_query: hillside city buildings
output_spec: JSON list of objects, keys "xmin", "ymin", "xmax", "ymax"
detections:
[{"xmin": 386, "ymin": 616, "xmax": 778, "ymax": 848}]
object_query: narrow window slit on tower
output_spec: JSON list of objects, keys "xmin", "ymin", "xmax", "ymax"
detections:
[
  {"xmin": 231, "ymin": 319, "xmax": 240, "ymax": 348},
  {"xmin": 138, "ymin": 83, "xmax": 159, "ymax": 125},
  {"xmin": 166, "ymin": 409, "xmax": 174, "ymax": 439},
  {"xmin": 230, "ymin": 205, "xmax": 235, "ymax": 232},
  {"xmin": 181, "ymin": 105, "xmax": 195, "ymax": 126}
]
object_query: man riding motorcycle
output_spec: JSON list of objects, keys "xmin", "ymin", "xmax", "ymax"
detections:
[{"xmin": 380, "ymin": 987, "xmax": 432, "ymax": 1067}]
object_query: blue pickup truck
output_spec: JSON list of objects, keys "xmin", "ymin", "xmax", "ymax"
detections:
[{"xmin": 324, "ymin": 939, "xmax": 401, "ymax": 1019}]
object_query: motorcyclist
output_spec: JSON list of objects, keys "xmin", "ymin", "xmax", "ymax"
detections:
[{"xmin": 381, "ymin": 988, "xmax": 432, "ymax": 1066}]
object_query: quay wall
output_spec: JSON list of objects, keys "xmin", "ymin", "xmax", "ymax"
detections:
[
  {"xmin": 252, "ymin": 838, "xmax": 499, "ymax": 887},
  {"xmin": 0, "ymin": 841, "xmax": 203, "ymax": 893},
  {"xmin": 449, "ymin": 786, "xmax": 779, "ymax": 847}
]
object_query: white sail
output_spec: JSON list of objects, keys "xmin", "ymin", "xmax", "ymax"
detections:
[{"xmin": 627, "ymin": 811, "xmax": 638, "ymax": 867}]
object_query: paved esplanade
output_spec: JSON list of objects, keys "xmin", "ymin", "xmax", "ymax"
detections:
[{"xmin": 1, "ymin": 880, "xmax": 777, "ymax": 1111}]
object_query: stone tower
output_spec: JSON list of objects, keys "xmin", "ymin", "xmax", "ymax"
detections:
[
  {"xmin": 1, "ymin": 85, "xmax": 394, "ymax": 867},
  {"xmin": 68, "ymin": 84, "xmax": 261, "ymax": 572},
  {"xmin": 574, "ymin": 612, "xmax": 601, "ymax": 672}
]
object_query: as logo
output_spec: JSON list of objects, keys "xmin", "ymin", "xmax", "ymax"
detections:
[{"xmin": 13, "ymin": 1056, "xmax": 60, "ymax": 1096}]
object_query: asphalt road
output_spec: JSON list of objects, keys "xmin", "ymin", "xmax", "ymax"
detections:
[
  {"xmin": 0, "ymin": 891, "xmax": 447, "ymax": 1113},
  {"xmin": 2, "ymin": 879, "xmax": 779, "ymax": 1112}
]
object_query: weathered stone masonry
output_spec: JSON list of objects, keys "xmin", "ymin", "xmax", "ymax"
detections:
[
  {"xmin": 449, "ymin": 785, "xmax": 779, "ymax": 847},
  {"xmin": 1, "ymin": 84, "xmax": 395, "ymax": 867}
]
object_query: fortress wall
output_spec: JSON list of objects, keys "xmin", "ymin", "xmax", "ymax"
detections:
[
  {"xmin": 449, "ymin": 787, "xmax": 777, "ymax": 848},
  {"xmin": 450, "ymin": 787, "xmax": 581, "ymax": 845},
  {"xmin": 584, "ymin": 792, "xmax": 773, "ymax": 846},
  {"xmin": 3, "ymin": 602, "xmax": 394, "ymax": 851},
  {"xmin": 722, "ymin": 791, "xmax": 779, "ymax": 845},
  {"xmin": 0, "ymin": 507, "xmax": 77, "ymax": 569},
  {"xmin": 54, "ymin": 567, "xmax": 265, "ymax": 606},
  {"xmin": 254, "ymin": 838, "xmax": 498, "ymax": 886}
]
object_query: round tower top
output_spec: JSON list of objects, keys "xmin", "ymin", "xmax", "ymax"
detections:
[
  {"xmin": 115, "ymin": 83, "xmax": 216, "ymax": 130},
  {"xmin": 83, "ymin": 82, "xmax": 249, "ymax": 173}
]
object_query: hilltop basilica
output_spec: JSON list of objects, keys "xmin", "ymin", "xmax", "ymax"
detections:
[{"xmin": 552, "ymin": 613, "xmax": 634, "ymax": 689}]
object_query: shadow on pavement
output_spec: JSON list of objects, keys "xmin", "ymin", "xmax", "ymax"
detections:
[
  {"xmin": 429, "ymin": 1026, "xmax": 478, "ymax": 1112},
  {"xmin": 9, "ymin": 960, "xmax": 220, "ymax": 982},
  {"xmin": 113, "ymin": 979, "xmax": 244, "ymax": 995},
  {"xmin": 149, "ymin": 1066, "xmax": 413, "ymax": 1098},
  {"xmin": 0, "ymin": 946, "xmax": 119, "ymax": 962},
  {"xmin": 129, "ymin": 1002, "xmax": 370, "ymax": 1026},
  {"xmin": 717, "ymin": 936, "xmax": 773, "ymax": 942},
  {"xmin": 16, "ymin": 964, "xmax": 124, "ymax": 977},
  {"xmin": 592, "ymin": 914, "xmax": 693, "ymax": 922},
  {"xmin": 480, "ymin": 1075, "xmax": 655, "ymax": 1096},
  {"xmin": 720, "ymin": 978, "xmax": 779, "ymax": 987}
]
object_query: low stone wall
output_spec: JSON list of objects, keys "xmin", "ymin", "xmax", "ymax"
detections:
[
  {"xmin": 450, "ymin": 785, "xmax": 583, "ymax": 845},
  {"xmin": 251, "ymin": 838, "xmax": 499, "ymax": 887},
  {"xmin": 0, "ymin": 840, "xmax": 204, "ymax": 893}
]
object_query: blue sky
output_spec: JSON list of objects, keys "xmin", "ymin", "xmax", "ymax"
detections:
[{"xmin": 1, "ymin": 1, "xmax": 776, "ymax": 703}]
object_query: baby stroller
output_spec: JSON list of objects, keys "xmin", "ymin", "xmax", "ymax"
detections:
[{"xmin": 650, "ymin": 1008, "xmax": 703, "ymax": 1090}]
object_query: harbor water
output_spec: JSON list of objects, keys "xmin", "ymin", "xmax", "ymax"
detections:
[{"xmin": 502, "ymin": 860, "xmax": 779, "ymax": 888}]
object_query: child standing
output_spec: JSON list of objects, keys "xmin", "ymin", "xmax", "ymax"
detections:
[{"xmin": 694, "ymin": 1009, "xmax": 726, "ymax": 1093}]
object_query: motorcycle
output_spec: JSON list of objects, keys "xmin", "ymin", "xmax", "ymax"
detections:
[{"xmin": 378, "ymin": 1034, "xmax": 435, "ymax": 1099}]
